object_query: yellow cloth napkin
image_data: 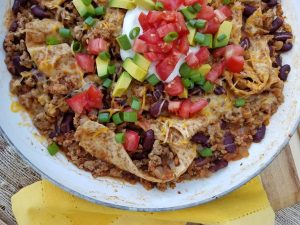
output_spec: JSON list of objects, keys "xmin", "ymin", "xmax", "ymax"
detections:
[{"xmin": 12, "ymin": 177, "xmax": 274, "ymax": 225}]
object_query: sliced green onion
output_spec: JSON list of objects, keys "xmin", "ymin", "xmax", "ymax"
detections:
[
  {"xmin": 95, "ymin": 6, "xmax": 106, "ymax": 16},
  {"xmin": 99, "ymin": 51, "xmax": 111, "ymax": 60},
  {"xmin": 112, "ymin": 112, "xmax": 123, "ymax": 125},
  {"xmin": 108, "ymin": 64, "xmax": 116, "ymax": 75},
  {"xmin": 59, "ymin": 28, "xmax": 72, "ymax": 39},
  {"xmin": 115, "ymin": 133, "xmax": 125, "ymax": 143},
  {"xmin": 195, "ymin": 20, "xmax": 206, "ymax": 29},
  {"xmin": 234, "ymin": 98, "xmax": 246, "ymax": 107},
  {"xmin": 129, "ymin": 27, "xmax": 140, "ymax": 40},
  {"xmin": 47, "ymin": 142, "xmax": 60, "ymax": 156},
  {"xmin": 193, "ymin": 3, "xmax": 202, "ymax": 13},
  {"xmin": 71, "ymin": 40, "xmax": 82, "ymax": 53},
  {"xmin": 123, "ymin": 111, "xmax": 138, "ymax": 122},
  {"xmin": 182, "ymin": 78, "xmax": 192, "ymax": 89},
  {"xmin": 116, "ymin": 34, "xmax": 131, "ymax": 50},
  {"xmin": 147, "ymin": 74, "xmax": 160, "ymax": 86},
  {"xmin": 181, "ymin": 7, "xmax": 197, "ymax": 20},
  {"xmin": 102, "ymin": 78, "xmax": 112, "ymax": 88},
  {"xmin": 217, "ymin": 34, "xmax": 227, "ymax": 41},
  {"xmin": 190, "ymin": 72, "xmax": 204, "ymax": 83},
  {"xmin": 223, "ymin": 0, "xmax": 231, "ymax": 5},
  {"xmin": 82, "ymin": 0, "xmax": 92, "ymax": 6},
  {"xmin": 131, "ymin": 97, "xmax": 141, "ymax": 110},
  {"xmin": 187, "ymin": 5, "xmax": 197, "ymax": 13},
  {"xmin": 179, "ymin": 63, "xmax": 192, "ymax": 78},
  {"xmin": 199, "ymin": 147, "xmax": 213, "ymax": 157},
  {"xmin": 85, "ymin": 16, "xmax": 96, "ymax": 26},
  {"xmin": 155, "ymin": 1, "xmax": 164, "ymax": 10},
  {"xmin": 98, "ymin": 112, "xmax": 110, "ymax": 123},
  {"xmin": 202, "ymin": 81, "xmax": 214, "ymax": 93},
  {"xmin": 194, "ymin": 32, "xmax": 205, "ymax": 44},
  {"xmin": 46, "ymin": 36, "xmax": 60, "ymax": 45},
  {"xmin": 202, "ymin": 34, "xmax": 213, "ymax": 48},
  {"xmin": 164, "ymin": 32, "xmax": 179, "ymax": 43}
]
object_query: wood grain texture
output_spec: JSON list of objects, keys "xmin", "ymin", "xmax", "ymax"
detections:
[{"xmin": 261, "ymin": 145, "xmax": 300, "ymax": 211}]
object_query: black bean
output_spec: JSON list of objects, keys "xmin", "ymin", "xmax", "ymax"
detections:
[
  {"xmin": 126, "ymin": 124, "xmax": 144, "ymax": 134},
  {"xmin": 280, "ymin": 43, "xmax": 293, "ymax": 52},
  {"xmin": 214, "ymin": 86, "xmax": 226, "ymax": 95},
  {"xmin": 223, "ymin": 132, "xmax": 236, "ymax": 153},
  {"xmin": 253, "ymin": 125, "xmax": 266, "ymax": 143},
  {"xmin": 149, "ymin": 99, "xmax": 168, "ymax": 118},
  {"xmin": 240, "ymin": 37, "xmax": 251, "ymax": 50},
  {"xmin": 243, "ymin": 5, "xmax": 256, "ymax": 18},
  {"xmin": 267, "ymin": 0, "xmax": 277, "ymax": 7},
  {"xmin": 152, "ymin": 82, "xmax": 164, "ymax": 101},
  {"xmin": 31, "ymin": 5, "xmax": 50, "ymax": 19},
  {"xmin": 60, "ymin": 112, "xmax": 75, "ymax": 134},
  {"xmin": 268, "ymin": 45, "xmax": 274, "ymax": 57},
  {"xmin": 12, "ymin": 55, "xmax": 28, "ymax": 76},
  {"xmin": 131, "ymin": 151, "xmax": 148, "ymax": 160},
  {"xmin": 194, "ymin": 157, "xmax": 210, "ymax": 167},
  {"xmin": 191, "ymin": 133, "xmax": 210, "ymax": 147},
  {"xmin": 220, "ymin": 120, "xmax": 229, "ymax": 130},
  {"xmin": 12, "ymin": 0, "xmax": 26, "ymax": 14},
  {"xmin": 273, "ymin": 55, "xmax": 282, "ymax": 68},
  {"xmin": 270, "ymin": 17, "xmax": 283, "ymax": 33},
  {"xmin": 273, "ymin": 32, "xmax": 293, "ymax": 42},
  {"xmin": 209, "ymin": 159, "xmax": 228, "ymax": 172},
  {"xmin": 278, "ymin": 64, "xmax": 291, "ymax": 81},
  {"xmin": 142, "ymin": 129, "xmax": 155, "ymax": 151},
  {"xmin": 9, "ymin": 21, "xmax": 18, "ymax": 32}
]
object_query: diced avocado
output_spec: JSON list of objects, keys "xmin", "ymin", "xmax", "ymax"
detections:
[
  {"xmin": 109, "ymin": 0, "xmax": 136, "ymax": 9},
  {"xmin": 181, "ymin": 7, "xmax": 196, "ymax": 20},
  {"xmin": 123, "ymin": 58, "xmax": 147, "ymax": 82},
  {"xmin": 202, "ymin": 34, "xmax": 213, "ymax": 48},
  {"xmin": 112, "ymin": 71, "xmax": 132, "ymax": 97},
  {"xmin": 187, "ymin": 26, "xmax": 196, "ymax": 46},
  {"xmin": 136, "ymin": 0, "xmax": 155, "ymax": 10},
  {"xmin": 96, "ymin": 56, "xmax": 109, "ymax": 78},
  {"xmin": 133, "ymin": 54, "xmax": 151, "ymax": 71},
  {"xmin": 73, "ymin": 0, "xmax": 95, "ymax": 18},
  {"xmin": 197, "ymin": 64, "xmax": 211, "ymax": 76},
  {"xmin": 213, "ymin": 21, "xmax": 233, "ymax": 48},
  {"xmin": 179, "ymin": 88, "xmax": 188, "ymax": 99}
]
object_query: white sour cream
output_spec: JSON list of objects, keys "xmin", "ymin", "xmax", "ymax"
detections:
[{"xmin": 120, "ymin": 8, "xmax": 200, "ymax": 83}]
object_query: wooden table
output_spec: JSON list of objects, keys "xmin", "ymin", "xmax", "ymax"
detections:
[{"xmin": 0, "ymin": 126, "xmax": 300, "ymax": 224}]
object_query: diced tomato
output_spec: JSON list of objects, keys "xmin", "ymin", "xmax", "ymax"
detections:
[
  {"xmin": 144, "ymin": 52, "xmax": 165, "ymax": 62},
  {"xmin": 178, "ymin": 36, "xmax": 189, "ymax": 55},
  {"xmin": 203, "ymin": 17, "xmax": 220, "ymax": 34},
  {"xmin": 157, "ymin": 23, "xmax": 176, "ymax": 38},
  {"xmin": 175, "ymin": 13, "xmax": 188, "ymax": 35},
  {"xmin": 147, "ymin": 11, "xmax": 163, "ymax": 24},
  {"xmin": 161, "ymin": 11, "xmax": 177, "ymax": 22},
  {"xmin": 225, "ymin": 55, "xmax": 245, "ymax": 73},
  {"xmin": 178, "ymin": 99, "xmax": 192, "ymax": 119},
  {"xmin": 87, "ymin": 38, "xmax": 108, "ymax": 55},
  {"xmin": 66, "ymin": 92, "xmax": 87, "ymax": 114},
  {"xmin": 139, "ymin": 12, "xmax": 150, "ymax": 31},
  {"xmin": 133, "ymin": 39, "xmax": 148, "ymax": 53},
  {"xmin": 190, "ymin": 99, "xmax": 209, "ymax": 115},
  {"xmin": 164, "ymin": 77, "xmax": 184, "ymax": 96},
  {"xmin": 219, "ymin": 6, "xmax": 232, "ymax": 19},
  {"xmin": 156, "ymin": 54, "xmax": 180, "ymax": 80},
  {"xmin": 85, "ymin": 85, "xmax": 103, "ymax": 110},
  {"xmin": 148, "ymin": 42, "xmax": 173, "ymax": 53},
  {"xmin": 184, "ymin": 0, "xmax": 206, "ymax": 5},
  {"xmin": 168, "ymin": 100, "xmax": 182, "ymax": 113},
  {"xmin": 139, "ymin": 29, "xmax": 160, "ymax": 44},
  {"xmin": 124, "ymin": 130, "xmax": 140, "ymax": 152},
  {"xmin": 75, "ymin": 53, "xmax": 95, "ymax": 73},
  {"xmin": 195, "ymin": 47, "xmax": 210, "ymax": 65},
  {"xmin": 225, "ymin": 44, "xmax": 245, "ymax": 59},
  {"xmin": 186, "ymin": 53, "xmax": 199, "ymax": 68},
  {"xmin": 156, "ymin": 0, "xmax": 183, "ymax": 11},
  {"xmin": 66, "ymin": 85, "xmax": 102, "ymax": 114},
  {"xmin": 197, "ymin": 5, "xmax": 215, "ymax": 20},
  {"xmin": 206, "ymin": 62, "xmax": 226, "ymax": 83},
  {"xmin": 212, "ymin": 47, "xmax": 226, "ymax": 58}
]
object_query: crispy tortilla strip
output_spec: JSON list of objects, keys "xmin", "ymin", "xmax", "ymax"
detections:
[
  {"xmin": 224, "ymin": 36, "xmax": 280, "ymax": 96},
  {"xmin": 75, "ymin": 121, "xmax": 197, "ymax": 183},
  {"xmin": 230, "ymin": 2, "xmax": 244, "ymax": 44},
  {"xmin": 37, "ymin": 0, "xmax": 66, "ymax": 8},
  {"xmin": 25, "ymin": 19, "xmax": 83, "ymax": 83}
]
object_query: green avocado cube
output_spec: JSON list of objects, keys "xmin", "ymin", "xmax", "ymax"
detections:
[
  {"xmin": 198, "ymin": 64, "xmax": 211, "ymax": 76},
  {"xmin": 133, "ymin": 54, "xmax": 151, "ymax": 71},
  {"xmin": 73, "ymin": 0, "xmax": 95, "ymax": 18},
  {"xmin": 136, "ymin": 0, "xmax": 155, "ymax": 10},
  {"xmin": 109, "ymin": 0, "xmax": 136, "ymax": 9},
  {"xmin": 112, "ymin": 71, "xmax": 132, "ymax": 97},
  {"xmin": 123, "ymin": 58, "xmax": 147, "ymax": 82},
  {"xmin": 96, "ymin": 56, "xmax": 109, "ymax": 78},
  {"xmin": 213, "ymin": 21, "xmax": 233, "ymax": 48},
  {"xmin": 187, "ymin": 25, "xmax": 196, "ymax": 46}
]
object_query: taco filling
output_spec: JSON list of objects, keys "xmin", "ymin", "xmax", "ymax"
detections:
[{"xmin": 4, "ymin": 0, "xmax": 293, "ymax": 190}]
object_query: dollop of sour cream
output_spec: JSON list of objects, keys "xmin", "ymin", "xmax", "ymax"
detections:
[{"xmin": 120, "ymin": 8, "xmax": 200, "ymax": 83}]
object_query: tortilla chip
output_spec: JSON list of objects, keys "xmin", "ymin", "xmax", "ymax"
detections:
[
  {"xmin": 230, "ymin": 2, "xmax": 244, "ymax": 44},
  {"xmin": 75, "ymin": 120, "xmax": 197, "ymax": 183},
  {"xmin": 37, "ymin": 0, "xmax": 66, "ymax": 8}
]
